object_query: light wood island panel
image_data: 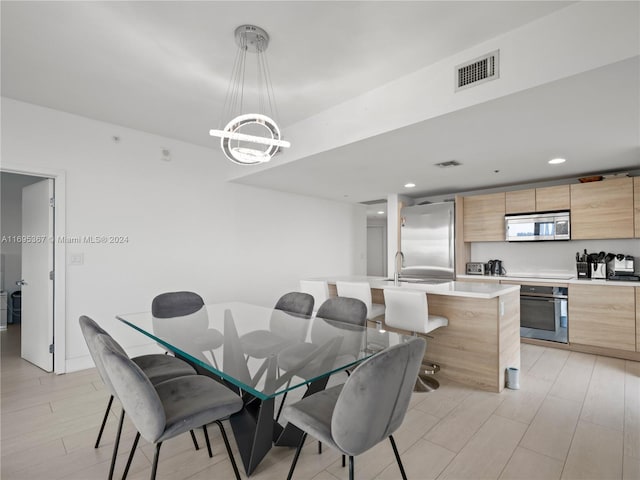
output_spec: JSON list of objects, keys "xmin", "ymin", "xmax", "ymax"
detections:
[{"xmin": 329, "ymin": 283, "xmax": 520, "ymax": 392}]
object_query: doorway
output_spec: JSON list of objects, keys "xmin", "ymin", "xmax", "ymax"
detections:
[
  {"xmin": 366, "ymin": 222, "xmax": 387, "ymax": 277},
  {"xmin": 0, "ymin": 167, "xmax": 66, "ymax": 373}
]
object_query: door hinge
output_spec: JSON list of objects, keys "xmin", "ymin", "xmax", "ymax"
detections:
[
  {"xmin": 49, "ymin": 344, "xmax": 54, "ymax": 354},
  {"xmin": 50, "ymin": 197, "xmax": 55, "ymax": 207},
  {"xmin": 49, "ymin": 270, "xmax": 54, "ymax": 281}
]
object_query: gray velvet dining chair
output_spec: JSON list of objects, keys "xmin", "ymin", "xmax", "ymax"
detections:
[
  {"xmin": 151, "ymin": 291, "xmax": 224, "ymax": 369},
  {"xmin": 239, "ymin": 291, "xmax": 315, "ymax": 359},
  {"xmin": 283, "ymin": 336, "xmax": 426, "ymax": 480},
  {"xmin": 276, "ymin": 297, "xmax": 367, "ymax": 399},
  {"xmin": 276, "ymin": 296, "xmax": 368, "ymax": 452},
  {"xmin": 94, "ymin": 333, "xmax": 244, "ymax": 480},
  {"xmin": 79, "ymin": 316, "xmax": 199, "ymax": 480}
]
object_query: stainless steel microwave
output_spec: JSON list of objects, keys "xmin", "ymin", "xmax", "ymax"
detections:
[{"xmin": 505, "ymin": 211, "xmax": 570, "ymax": 241}]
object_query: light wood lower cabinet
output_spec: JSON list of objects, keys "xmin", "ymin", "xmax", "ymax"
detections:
[{"xmin": 569, "ymin": 284, "xmax": 636, "ymax": 352}]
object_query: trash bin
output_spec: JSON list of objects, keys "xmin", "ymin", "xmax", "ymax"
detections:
[{"xmin": 10, "ymin": 291, "xmax": 21, "ymax": 324}]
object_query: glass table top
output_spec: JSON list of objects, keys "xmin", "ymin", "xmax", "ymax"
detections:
[{"xmin": 117, "ymin": 302, "xmax": 408, "ymax": 400}]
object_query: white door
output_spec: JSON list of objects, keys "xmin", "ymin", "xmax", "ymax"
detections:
[{"xmin": 20, "ymin": 179, "xmax": 54, "ymax": 371}]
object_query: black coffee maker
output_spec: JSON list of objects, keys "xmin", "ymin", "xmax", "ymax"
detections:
[{"xmin": 488, "ymin": 259, "xmax": 505, "ymax": 276}]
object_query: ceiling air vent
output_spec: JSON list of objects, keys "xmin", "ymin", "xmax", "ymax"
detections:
[
  {"xmin": 455, "ymin": 50, "xmax": 499, "ymax": 91},
  {"xmin": 435, "ymin": 160, "xmax": 462, "ymax": 168}
]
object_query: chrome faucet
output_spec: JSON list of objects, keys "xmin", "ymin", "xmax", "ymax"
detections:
[{"xmin": 394, "ymin": 251, "xmax": 404, "ymax": 285}]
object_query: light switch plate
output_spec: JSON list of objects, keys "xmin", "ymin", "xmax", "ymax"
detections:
[{"xmin": 69, "ymin": 253, "xmax": 84, "ymax": 265}]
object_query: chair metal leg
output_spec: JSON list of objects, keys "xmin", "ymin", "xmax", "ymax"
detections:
[
  {"xmin": 121, "ymin": 432, "xmax": 140, "ymax": 480},
  {"xmin": 318, "ymin": 441, "xmax": 322, "ymax": 454},
  {"xmin": 215, "ymin": 420, "xmax": 241, "ymax": 480},
  {"xmin": 286, "ymin": 432, "xmax": 307, "ymax": 480},
  {"xmin": 202, "ymin": 424, "xmax": 213, "ymax": 458},
  {"xmin": 150, "ymin": 442, "xmax": 162, "ymax": 480},
  {"xmin": 342, "ymin": 454, "xmax": 346, "ymax": 467},
  {"xmin": 348, "ymin": 456, "xmax": 355, "ymax": 480},
  {"xmin": 189, "ymin": 429, "xmax": 200, "ymax": 450},
  {"xmin": 95, "ymin": 395, "xmax": 114, "ymax": 448},
  {"xmin": 389, "ymin": 435, "xmax": 407, "ymax": 480},
  {"xmin": 108, "ymin": 409, "xmax": 125, "ymax": 480}
]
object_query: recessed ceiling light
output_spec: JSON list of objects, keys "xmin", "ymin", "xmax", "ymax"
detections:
[
  {"xmin": 548, "ymin": 158, "xmax": 566, "ymax": 165},
  {"xmin": 377, "ymin": 211, "xmax": 385, "ymax": 215},
  {"xmin": 404, "ymin": 183, "xmax": 416, "ymax": 188}
]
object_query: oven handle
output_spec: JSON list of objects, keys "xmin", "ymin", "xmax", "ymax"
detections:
[{"xmin": 521, "ymin": 293, "xmax": 567, "ymax": 300}]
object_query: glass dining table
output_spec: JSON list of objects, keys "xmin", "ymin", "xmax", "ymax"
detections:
[{"xmin": 117, "ymin": 302, "xmax": 409, "ymax": 476}]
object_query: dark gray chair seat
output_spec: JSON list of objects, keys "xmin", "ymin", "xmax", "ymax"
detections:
[
  {"xmin": 96, "ymin": 333, "xmax": 243, "ymax": 480},
  {"xmin": 155, "ymin": 375, "xmax": 242, "ymax": 443},
  {"xmin": 283, "ymin": 337, "xmax": 426, "ymax": 480},
  {"xmin": 132, "ymin": 354, "xmax": 197, "ymax": 384}
]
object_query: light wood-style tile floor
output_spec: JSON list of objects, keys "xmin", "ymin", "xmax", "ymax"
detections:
[{"xmin": 2, "ymin": 323, "xmax": 639, "ymax": 480}]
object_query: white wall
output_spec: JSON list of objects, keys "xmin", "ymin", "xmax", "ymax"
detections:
[
  {"xmin": 1, "ymin": 98, "xmax": 366, "ymax": 371},
  {"xmin": 471, "ymin": 239, "xmax": 640, "ymax": 277},
  {"xmin": 0, "ymin": 173, "xmax": 43, "ymax": 294}
]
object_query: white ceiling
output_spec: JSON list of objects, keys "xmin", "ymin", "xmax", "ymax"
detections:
[{"xmin": 3, "ymin": 1, "xmax": 638, "ymax": 204}]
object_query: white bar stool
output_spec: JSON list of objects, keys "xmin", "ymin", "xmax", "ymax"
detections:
[
  {"xmin": 299, "ymin": 280, "xmax": 330, "ymax": 315},
  {"xmin": 336, "ymin": 281, "xmax": 385, "ymax": 321},
  {"xmin": 383, "ymin": 288, "xmax": 448, "ymax": 391}
]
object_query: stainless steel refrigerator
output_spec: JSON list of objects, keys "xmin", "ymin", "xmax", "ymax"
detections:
[{"xmin": 399, "ymin": 202, "xmax": 455, "ymax": 281}]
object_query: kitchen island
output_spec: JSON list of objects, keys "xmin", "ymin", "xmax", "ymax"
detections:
[{"xmin": 314, "ymin": 276, "xmax": 520, "ymax": 392}]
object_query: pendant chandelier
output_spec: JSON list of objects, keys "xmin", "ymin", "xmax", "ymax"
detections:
[{"xmin": 209, "ymin": 25, "xmax": 290, "ymax": 165}]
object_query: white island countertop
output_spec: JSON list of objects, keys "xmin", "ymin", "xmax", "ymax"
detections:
[{"xmin": 312, "ymin": 276, "xmax": 520, "ymax": 299}]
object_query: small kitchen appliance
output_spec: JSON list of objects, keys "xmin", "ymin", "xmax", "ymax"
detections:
[
  {"xmin": 488, "ymin": 259, "xmax": 505, "ymax": 276},
  {"xmin": 466, "ymin": 262, "xmax": 486, "ymax": 275},
  {"xmin": 505, "ymin": 211, "xmax": 570, "ymax": 242},
  {"xmin": 607, "ymin": 254, "xmax": 638, "ymax": 281}
]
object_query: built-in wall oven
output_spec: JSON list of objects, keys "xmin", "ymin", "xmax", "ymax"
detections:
[{"xmin": 520, "ymin": 284, "xmax": 568, "ymax": 343}]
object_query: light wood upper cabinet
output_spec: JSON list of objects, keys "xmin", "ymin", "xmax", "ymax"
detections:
[
  {"xmin": 536, "ymin": 185, "xmax": 570, "ymax": 212},
  {"xmin": 569, "ymin": 284, "xmax": 636, "ymax": 352},
  {"xmin": 570, "ymin": 178, "xmax": 634, "ymax": 239},
  {"xmin": 463, "ymin": 192, "xmax": 505, "ymax": 242},
  {"xmin": 634, "ymin": 177, "xmax": 640, "ymax": 238},
  {"xmin": 504, "ymin": 185, "xmax": 570, "ymax": 214},
  {"xmin": 506, "ymin": 190, "xmax": 535, "ymax": 214}
]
